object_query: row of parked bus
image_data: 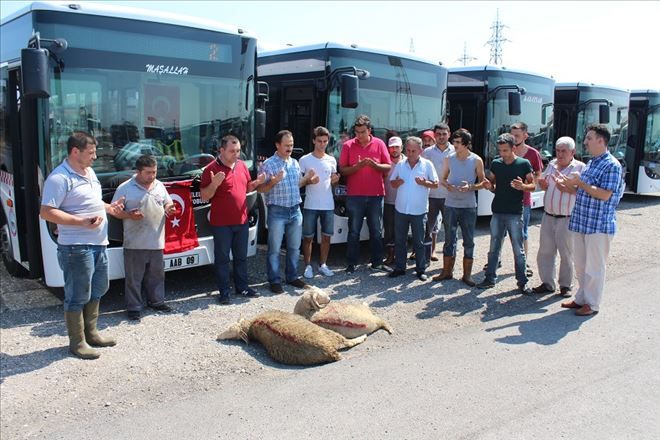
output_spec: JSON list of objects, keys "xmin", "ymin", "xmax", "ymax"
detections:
[{"xmin": 1, "ymin": 2, "xmax": 658, "ymax": 287}]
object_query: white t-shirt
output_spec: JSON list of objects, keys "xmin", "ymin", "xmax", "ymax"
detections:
[
  {"xmin": 299, "ymin": 153, "xmax": 337, "ymax": 210},
  {"xmin": 390, "ymin": 157, "xmax": 439, "ymax": 215}
]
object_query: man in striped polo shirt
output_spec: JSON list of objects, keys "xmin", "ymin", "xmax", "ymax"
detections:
[
  {"xmin": 557, "ymin": 124, "xmax": 624, "ymax": 316},
  {"xmin": 532, "ymin": 137, "xmax": 585, "ymax": 297}
]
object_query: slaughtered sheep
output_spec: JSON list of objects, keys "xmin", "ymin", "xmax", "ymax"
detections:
[
  {"xmin": 294, "ymin": 287, "xmax": 393, "ymax": 339},
  {"xmin": 217, "ymin": 310, "xmax": 366, "ymax": 366}
]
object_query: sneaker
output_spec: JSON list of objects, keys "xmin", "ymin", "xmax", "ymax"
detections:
[
  {"xmin": 318, "ymin": 264, "xmax": 334, "ymax": 277},
  {"xmin": 149, "ymin": 303, "xmax": 174, "ymax": 313},
  {"xmin": 269, "ymin": 283, "xmax": 284, "ymax": 294},
  {"xmin": 518, "ymin": 284, "xmax": 533, "ymax": 295},
  {"xmin": 287, "ymin": 278, "xmax": 310, "ymax": 289},
  {"xmin": 127, "ymin": 310, "xmax": 141, "ymax": 321},
  {"xmin": 303, "ymin": 265, "xmax": 314, "ymax": 279},
  {"xmin": 417, "ymin": 272, "xmax": 428, "ymax": 281},
  {"xmin": 370, "ymin": 263, "xmax": 393, "ymax": 273},
  {"xmin": 477, "ymin": 279, "xmax": 495, "ymax": 289},
  {"xmin": 239, "ymin": 288, "xmax": 259, "ymax": 298},
  {"xmin": 346, "ymin": 264, "xmax": 356, "ymax": 274},
  {"xmin": 559, "ymin": 286, "xmax": 572, "ymax": 298}
]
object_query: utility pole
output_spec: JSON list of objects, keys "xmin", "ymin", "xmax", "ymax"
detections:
[
  {"xmin": 457, "ymin": 42, "xmax": 477, "ymax": 66},
  {"xmin": 485, "ymin": 8, "xmax": 509, "ymax": 65}
]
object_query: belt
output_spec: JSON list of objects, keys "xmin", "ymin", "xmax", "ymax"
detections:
[{"xmin": 544, "ymin": 211, "xmax": 570, "ymax": 219}]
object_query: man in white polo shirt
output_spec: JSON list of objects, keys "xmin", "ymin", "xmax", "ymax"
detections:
[
  {"xmin": 388, "ymin": 136, "xmax": 439, "ymax": 281},
  {"xmin": 112, "ymin": 155, "xmax": 176, "ymax": 321},
  {"xmin": 421, "ymin": 123, "xmax": 454, "ymax": 265},
  {"xmin": 532, "ymin": 137, "xmax": 585, "ymax": 297}
]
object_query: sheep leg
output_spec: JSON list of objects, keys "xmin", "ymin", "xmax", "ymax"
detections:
[{"xmin": 338, "ymin": 334, "xmax": 367, "ymax": 350}]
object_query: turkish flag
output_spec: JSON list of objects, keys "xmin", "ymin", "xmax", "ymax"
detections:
[{"xmin": 163, "ymin": 180, "xmax": 199, "ymax": 255}]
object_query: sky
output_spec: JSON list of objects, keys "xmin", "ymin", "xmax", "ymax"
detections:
[{"xmin": 1, "ymin": 1, "xmax": 658, "ymax": 90}]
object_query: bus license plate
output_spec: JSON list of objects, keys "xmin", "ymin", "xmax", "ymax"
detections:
[{"xmin": 164, "ymin": 254, "xmax": 199, "ymax": 269}]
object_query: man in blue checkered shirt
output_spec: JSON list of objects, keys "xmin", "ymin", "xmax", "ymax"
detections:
[
  {"xmin": 556, "ymin": 124, "xmax": 624, "ymax": 316},
  {"xmin": 258, "ymin": 130, "xmax": 315, "ymax": 294}
]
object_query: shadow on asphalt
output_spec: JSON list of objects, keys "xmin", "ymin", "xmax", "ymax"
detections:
[{"xmin": 485, "ymin": 308, "xmax": 597, "ymax": 345}]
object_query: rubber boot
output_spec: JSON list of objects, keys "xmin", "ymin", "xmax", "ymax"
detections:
[
  {"xmin": 83, "ymin": 300, "xmax": 116, "ymax": 347},
  {"xmin": 462, "ymin": 258, "xmax": 476, "ymax": 286},
  {"xmin": 65, "ymin": 311, "xmax": 100, "ymax": 359},
  {"xmin": 432, "ymin": 256, "xmax": 455, "ymax": 281}
]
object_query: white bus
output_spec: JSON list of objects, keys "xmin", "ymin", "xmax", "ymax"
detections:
[
  {"xmin": 447, "ymin": 66, "xmax": 556, "ymax": 216},
  {"xmin": 256, "ymin": 42, "xmax": 449, "ymax": 243},
  {"xmin": 0, "ymin": 2, "xmax": 265, "ymax": 286}
]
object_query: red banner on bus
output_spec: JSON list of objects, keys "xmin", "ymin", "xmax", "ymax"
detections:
[{"xmin": 163, "ymin": 180, "xmax": 199, "ymax": 255}]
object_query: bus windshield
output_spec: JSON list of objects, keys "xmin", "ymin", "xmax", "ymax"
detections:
[
  {"xmin": 37, "ymin": 12, "xmax": 255, "ymax": 190},
  {"xmin": 326, "ymin": 52, "xmax": 446, "ymax": 158},
  {"xmin": 575, "ymin": 89, "xmax": 628, "ymax": 161},
  {"xmin": 485, "ymin": 73, "xmax": 554, "ymax": 164}
]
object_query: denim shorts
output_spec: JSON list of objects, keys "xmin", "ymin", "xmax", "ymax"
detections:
[{"xmin": 302, "ymin": 209, "xmax": 335, "ymax": 238}]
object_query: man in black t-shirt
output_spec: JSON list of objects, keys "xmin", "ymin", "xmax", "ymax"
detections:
[{"xmin": 478, "ymin": 134, "xmax": 535, "ymax": 295}]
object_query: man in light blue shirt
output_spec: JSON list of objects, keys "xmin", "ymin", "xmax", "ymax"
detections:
[
  {"xmin": 388, "ymin": 136, "xmax": 439, "ymax": 281},
  {"xmin": 40, "ymin": 131, "xmax": 124, "ymax": 359},
  {"xmin": 258, "ymin": 130, "xmax": 315, "ymax": 293}
]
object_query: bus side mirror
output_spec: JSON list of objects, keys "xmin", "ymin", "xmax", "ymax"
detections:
[
  {"xmin": 341, "ymin": 74, "xmax": 359, "ymax": 109},
  {"xmin": 21, "ymin": 48, "xmax": 50, "ymax": 98},
  {"xmin": 508, "ymin": 91, "xmax": 521, "ymax": 116},
  {"xmin": 599, "ymin": 104, "xmax": 610, "ymax": 124},
  {"xmin": 255, "ymin": 109, "xmax": 266, "ymax": 139}
]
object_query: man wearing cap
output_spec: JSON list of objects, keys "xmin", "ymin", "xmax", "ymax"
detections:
[
  {"xmin": 532, "ymin": 136, "xmax": 585, "ymax": 298},
  {"xmin": 383, "ymin": 136, "xmax": 405, "ymax": 265},
  {"xmin": 421, "ymin": 130, "xmax": 436, "ymax": 148},
  {"xmin": 389, "ymin": 136, "xmax": 439, "ymax": 281},
  {"xmin": 339, "ymin": 114, "xmax": 392, "ymax": 274},
  {"xmin": 420, "ymin": 123, "xmax": 454, "ymax": 266}
]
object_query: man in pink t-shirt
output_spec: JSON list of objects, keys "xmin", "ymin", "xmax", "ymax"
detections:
[
  {"xmin": 339, "ymin": 114, "xmax": 392, "ymax": 273},
  {"xmin": 511, "ymin": 121, "xmax": 543, "ymax": 277}
]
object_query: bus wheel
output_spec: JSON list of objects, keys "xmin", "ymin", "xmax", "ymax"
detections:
[{"xmin": 1, "ymin": 222, "xmax": 27, "ymax": 277}]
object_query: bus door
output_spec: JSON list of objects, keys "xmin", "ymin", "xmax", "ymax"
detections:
[
  {"xmin": 1, "ymin": 66, "xmax": 42, "ymax": 277},
  {"xmin": 625, "ymin": 100, "xmax": 649, "ymax": 192},
  {"xmin": 281, "ymin": 86, "xmax": 315, "ymax": 160}
]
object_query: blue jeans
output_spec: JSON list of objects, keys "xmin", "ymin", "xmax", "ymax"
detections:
[
  {"xmin": 57, "ymin": 245, "xmax": 109, "ymax": 312},
  {"xmin": 212, "ymin": 223, "xmax": 249, "ymax": 296},
  {"xmin": 484, "ymin": 213, "xmax": 528, "ymax": 286},
  {"xmin": 346, "ymin": 196, "xmax": 384, "ymax": 266},
  {"xmin": 267, "ymin": 205, "xmax": 303, "ymax": 284},
  {"xmin": 394, "ymin": 210, "xmax": 426, "ymax": 273},
  {"xmin": 443, "ymin": 206, "xmax": 477, "ymax": 259}
]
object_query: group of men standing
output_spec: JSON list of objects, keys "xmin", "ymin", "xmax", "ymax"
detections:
[{"xmin": 40, "ymin": 114, "xmax": 623, "ymax": 359}]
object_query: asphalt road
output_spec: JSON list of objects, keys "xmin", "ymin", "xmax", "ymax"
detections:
[{"xmin": 44, "ymin": 266, "xmax": 660, "ymax": 440}]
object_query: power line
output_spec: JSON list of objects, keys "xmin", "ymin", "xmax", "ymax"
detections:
[
  {"xmin": 456, "ymin": 41, "xmax": 477, "ymax": 66},
  {"xmin": 485, "ymin": 8, "xmax": 510, "ymax": 65}
]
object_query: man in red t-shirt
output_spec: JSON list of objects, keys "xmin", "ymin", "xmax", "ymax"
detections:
[
  {"xmin": 339, "ymin": 114, "xmax": 392, "ymax": 273},
  {"xmin": 510, "ymin": 122, "xmax": 543, "ymax": 277},
  {"xmin": 200, "ymin": 135, "xmax": 265, "ymax": 304}
]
